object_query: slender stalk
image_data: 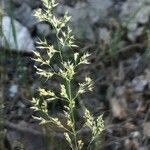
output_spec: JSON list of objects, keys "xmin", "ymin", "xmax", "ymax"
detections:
[
  {"xmin": 56, "ymin": 31, "xmax": 64, "ymax": 64},
  {"xmin": 67, "ymin": 80, "xmax": 71, "ymax": 100},
  {"xmin": 67, "ymin": 79, "xmax": 78, "ymax": 150},
  {"xmin": 86, "ymin": 140, "xmax": 93, "ymax": 150}
]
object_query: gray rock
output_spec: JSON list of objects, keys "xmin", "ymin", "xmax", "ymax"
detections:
[
  {"xmin": 128, "ymin": 27, "xmax": 144, "ymax": 42},
  {"xmin": 17, "ymin": 101, "xmax": 26, "ymax": 108},
  {"xmin": 56, "ymin": 3, "xmax": 95, "ymax": 42},
  {"xmin": 36, "ymin": 23, "xmax": 51, "ymax": 37},
  {"xmin": 132, "ymin": 76, "xmax": 148, "ymax": 92},
  {"xmin": 138, "ymin": 147, "xmax": 149, "ymax": 150},
  {"xmin": 14, "ymin": 3, "xmax": 37, "ymax": 29},
  {"xmin": 56, "ymin": 1, "xmax": 112, "ymax": 42},
  {"xmin": 6, "ymin": 130, "xmax": 22, "ymax": 150},
  {"xmin": 120, "ymin": 0, "xmax": 150, "ymax": 41},
  {"xmin": 9, "ymin": 84, "xmax": 18, "ymax": 97},
  {"xmin": 87, "ymin": 0, "xmax": 113, "ymax": 24},
  {"xmin": 12, "ymin": 0, "xmax": 41, "ymax": 8},
  {"xmin": 98, "ymin": 27, "xmax": 110, "ymax": 44},
  {"xmin": 6, "ymin": 122, "xmax": 46, "ymax": 150},
  {"xmin": 0, "ymin": 16, "xmax": 35, "ymax": 52},
  {"xmin": 71, "ymin": 19, "xmax": 95, "ymax": 42}
]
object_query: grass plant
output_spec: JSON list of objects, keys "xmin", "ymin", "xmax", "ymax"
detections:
[{"xmin": 32, "ymin": 0, "xmax": 104, "ymax": 149}]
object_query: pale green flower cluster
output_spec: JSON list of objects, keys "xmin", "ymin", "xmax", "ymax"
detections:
[{"xmin": 32, "ymin": 0, "xmax": 104, "ymax": 149}]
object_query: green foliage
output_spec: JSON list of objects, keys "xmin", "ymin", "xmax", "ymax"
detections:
[
  {"xmin": 32, "ymin": 0, "xmax": 104, "ymax": 149},
  {"xmin": 84, "ymin": 109, "xmax": 104, "ymax": 142},
  {"xmin": 104, "ymin": 2, "xmax": 145, "ymax": 63}
]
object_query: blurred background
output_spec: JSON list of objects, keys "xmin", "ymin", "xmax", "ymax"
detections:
[{"xmin": 0, "ymin": 0, "xmax": 150, "ymax": 149}]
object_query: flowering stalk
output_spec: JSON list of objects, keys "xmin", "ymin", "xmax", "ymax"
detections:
[{"xmin": 32, "ymin": 0, "xmax": 104, "ymax": 149}]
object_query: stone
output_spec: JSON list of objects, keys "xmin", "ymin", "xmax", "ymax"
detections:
[
  {"xmin": 55, "ymin": 0, "xmax": 112, "ymax": 42},
  {"xmin": 67, "ymin": 2, "xmax": 95, "ymax": 42},
  {"xmin": 132, "ymin": 76, "xmax": 148, "ymax": 92},
  {"xmin": 128, "ymin": 27, "xmax": 144, "ymax": 42},
  {"xmin": 14, "ymin": 3, "xmax": 37, "ymax": 29},
  {"xmin": 120, "ymin": 0, "xmax": 150, "ymax": 41},
  {"xmin": 110, "ymin": 97, "xmax": 128, "ymax": 120},
  {"xmin": 12, "ymin": 0, "xmax": 41, "ymax": 8},
  {"xmin": 56, "ymin": 3, "xmax": 95, "ymax": 42},
  {"xmin": 56, "ymin": 1, "xmax": 112, "ymax": 42},
  {"xmin": 99, "ymin": 28, "xmax": 110, "ymax": 45},
  {"xmin": 131, "ymin": 131, "xmax": 141, "ymax": 138},
  {"xmin": 36, "ymin": 23, "xmax": 51, "ymax": 37},
  {"xmin": 17, "ymin": 101, "xmax": 26, "ymax": 108},
  {"xmin": 71, "ymin": 19, "xmax": 95, "ymax": 42},
  {"xmin": 88, "ymin": 0, "xmax": 113, "ymax": 24},
  {"xmin": 143, "ymin": 122, "xmax": 150, "ymax": 138},
  {"xmin": 138, "ymin": 147, "xmax": 149, "ymax": 150},
  {"xmin": 6, "ymin": 130, "xmax": 22, "ymax": 150},
  {"xmin": 0, "ymin": 16, "xmax": 35, "ymax": 52},
  {"xmin": 9, "ymin": 84, "xmax": 18, "ymax": 97}
]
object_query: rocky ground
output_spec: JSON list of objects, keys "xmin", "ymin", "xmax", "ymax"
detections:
[{"xmin": 0, "ymin": 0, "xmax": 150, "ymax": 150}]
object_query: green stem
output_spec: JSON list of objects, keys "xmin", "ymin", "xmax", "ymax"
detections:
[
  {"xmin": 67, "ymin": 80, "xmax": 71, "ymax": 100},
  {"xmin": 56, "ymin": 31, "xmax": 64, "ymax": 64},
  {"xmin": 86, "ymin": 139, "xmax": 94, "ymax": 150},
  {"xmin": 66, "ymin": 80, "xmax": 79, "ymax": 150}
]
